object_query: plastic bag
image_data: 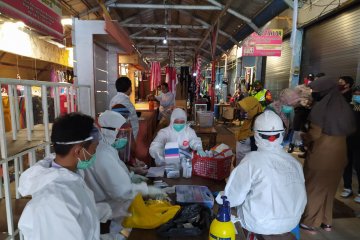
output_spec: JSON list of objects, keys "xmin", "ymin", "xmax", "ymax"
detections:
[{"xmin": 122, "ymin": 194, "xmax": 180, "ymax": 229}]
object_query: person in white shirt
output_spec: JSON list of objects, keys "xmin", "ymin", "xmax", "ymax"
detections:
[
  {"xmin": 109, "ymin": 76, "xmax": 139, "ymax": 139},
  {"xmin": 154, "ymin": 82, "xmax": 175, "ymax": 120},
  {"xmin": 18, "ymin": 113, "xmax": 111, "ymax": 240},
  {"xmin": 218, "ymin": 110, "xmax": 306, "ymax": 239}
]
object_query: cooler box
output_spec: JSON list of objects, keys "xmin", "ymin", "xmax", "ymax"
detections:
[{"xmin": 175, "ymin": 185, "xmax": 214, "ymax": 208}]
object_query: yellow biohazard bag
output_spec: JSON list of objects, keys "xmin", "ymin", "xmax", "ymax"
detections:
[{"xmin": 122, "ymin": 194, "xmax": 180, "ymax": 229}]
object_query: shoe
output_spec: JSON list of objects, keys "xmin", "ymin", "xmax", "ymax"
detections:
[
  {"xmin": 320, "ymin": 223, "xmax": 332, "ymax": 232},
  {"xmin": 287, "ymin": 144, "xmax": 295, "ymax": 153},
  {"xmin": 340, "ymin": 188, "xmax": 353, "ymax": 198},
  {"xmin": 354, "ymin": 194, "xmax": 360, "ymax": 203},
  {"xmin": 300, "ymin": 223, "xmax": 317, "ymax": 235}
]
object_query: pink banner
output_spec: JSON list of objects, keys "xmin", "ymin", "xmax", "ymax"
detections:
[
  {"xmin": 242, "ymin": 29, "xmax": 283, "ymax": 57},
  {"xmin": 0, "ymin": 0, "xmax": 63, "ymax": 40}
]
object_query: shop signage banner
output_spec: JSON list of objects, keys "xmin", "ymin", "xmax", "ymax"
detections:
[
  {"xmin": 242, "ymin": 29, "xmax": 283, "ymax": 57},
  {"xmin": 0, "ymin": 0, "xmax": 63, "ymax": 40}
]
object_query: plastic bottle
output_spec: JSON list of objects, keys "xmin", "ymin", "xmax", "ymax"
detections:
[{"xmin": 209, "ymin": 196, "xmax": 235, "ymax": 240}]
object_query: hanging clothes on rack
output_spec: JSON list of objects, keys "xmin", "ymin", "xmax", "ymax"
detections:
[
  {"xmin": 150, "ymin": 62, "xmax": 161, "ymax": 92},
  {"xmin": 2, "ymin": 87, "xmax": 11, "ymax": 132}
]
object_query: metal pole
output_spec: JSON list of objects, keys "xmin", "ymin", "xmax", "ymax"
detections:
[
  {"xmin": 70, "ymin": 86, "xmax": 75, "ymax": 112},
  {"xmin": 54, "ymin": 86, "xmax": 60, "ymax": 117},
  {"xmin": 0, "ymin": 84, "xmax": 8, "ymax": 159},
  {"xmin": 14, "ymin": 157, "xmax": 20, "ymax": 199},
  {"xmin": 28, "ymin": 86, "xmax": 34, "ymax": 130},
  {"xmin": 24, "ymin": 86, "xmax": 32, "ymax": 141},
  {"xmin": 66, "ymin": 87, "xmax": 70, "ymax": 114},
  {"xmin": 76, "ymin": 87, "xmax": 81, "ymax": 112},
  {"xmin": 3, "ymin": 162, "xmax": 15, "ymax": 236},
  {"xmin": 14, "ymin": 85, "xmax": 20, "ymax": 130},
  {"xmin": 41, "ymin": 86, "xmax": 51, "ymax": 156},
  {"xmin": 19, "ymin": 156, "xmax": 24, "ymax": 174},
  {"xmin": 8, "ymin": 85, "xmax": 17, "ymax": 140}
]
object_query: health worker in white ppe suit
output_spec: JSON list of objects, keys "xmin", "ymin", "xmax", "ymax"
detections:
[
  {"xmin": 18, "ymin": 113, "xmax": 112, "ymax": 240},
  {"xmin": 219, "ymin": 110, "xmax": 306, "ymax": 238},
  {"xmin": 81, "ymin": 110, "xmax": 164, "ymax": 234},
  {"xmin": 150, "ymin": 108, "xmax": 206, "ymax": 166}
]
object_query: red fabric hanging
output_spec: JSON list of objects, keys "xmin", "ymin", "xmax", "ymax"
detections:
[{"xmin": 150, "ymin": 62, "xmax": 161, "ymax": 91}]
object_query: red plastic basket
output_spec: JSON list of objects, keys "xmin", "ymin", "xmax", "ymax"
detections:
[{"xmin": 192, "ymin": 152, "xmax": 233, "ymax": 180}]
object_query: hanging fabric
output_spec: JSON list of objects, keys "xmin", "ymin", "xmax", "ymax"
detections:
[
  {"xmin": 150, "ymin": 61, "xmax": 161, "ymax": 92},
  {"xmin": 165, "ymin": 66, "xmax": 178, "ymax": 95}
]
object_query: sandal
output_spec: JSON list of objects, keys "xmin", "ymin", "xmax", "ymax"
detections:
[
  {"xmin": 300, "ymin": 223, "xmax": 317, "ymax": 235},
  {"xmin": 320, "ymin": 223, "xmax": 332, "ymax": 232}
]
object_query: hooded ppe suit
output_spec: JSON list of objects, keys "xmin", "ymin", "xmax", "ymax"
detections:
[
  {"xmin": 149, "ymin": 108, "xmax": 203, "ymax": 166},
  {"xmin": 18, "ymin": 157, "xmax": 100, "ymax": 240},
  {"xmin": 81, "ymin": 111, "xmax": 160, "ymax": 230},
  {"xmin": 223, "ymin": 110, "xmax": 307, "ymax": 235},
  {"xmin": 109, "ymin": 92, "xmax": 139, "ymax": 139}
]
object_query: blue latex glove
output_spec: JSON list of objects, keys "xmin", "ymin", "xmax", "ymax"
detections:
[{"xmin": 198, "ymin": 150, "xmax": 207, "ymax": 157}]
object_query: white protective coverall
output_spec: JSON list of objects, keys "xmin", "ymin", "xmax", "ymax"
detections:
[
  {"xmin": 155, "ymin": 91, "xmax": 175, "ymax": 119},
  {"xmin": 149, "ymin": 108, "xmax": 203, "ymax": 166},
  {"xmin": 223, "ymin": 110, "xmax": 307, "ymax": 235},
  {"xmin": 18, "ymin": 157, "xmax": 100, "ymax": 240},
  {"xmin": 82, "ymin": 111, "xmax": 159, "ymax": 229},
  {"xmin": 109, "ymin": 92, "xmax": 139, "ymax": 139}
]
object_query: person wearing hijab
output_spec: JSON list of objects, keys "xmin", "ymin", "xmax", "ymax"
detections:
[
  {"xmin": 218, "ymin": 110, "xmax": 306, "ymax": 239},
  {"xmin": 267, "ymin": 88, "xmax": 300, "ymax": 151},
  {"xmin": 150, "ymin": 108, "xmax": 205, "ymax": 166},
  {"xmin": 81, "ymin": 110, "xmax": 164, "ymax": 236},
  {"xmin": 234, "ymin": 96, "xmax": 263, "ymax": 165},
  {"xmin": 300, "ymin": 77, "xmax": 356, "ymax": 233}
]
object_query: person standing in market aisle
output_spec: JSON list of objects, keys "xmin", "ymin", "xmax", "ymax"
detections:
[
  {"xmin": 109, "ymin": 76, "xmax": 139, "ymax": 139},
  {"xmin": 300, "ymin": 77, "xmax": 356, "ymax": 234},
  {"xmin": 153, "ymin": 82, "xmax": 175, "ymax": 120},
  {"xmin": 251, "ymin": 81, "xmax": 272, "ymax": 109},
  {"xmin": 340, "ymin": 83, "xmax": 360, "ymax": 201},
  {"xmin": 219, "ymin": 110, "xmax": 306, "ymax": 239},
  {"xmin": 18, "ymin": 113, "xmax": 109, "ymax": 240}
]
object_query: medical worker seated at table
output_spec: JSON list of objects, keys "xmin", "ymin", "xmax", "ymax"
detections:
[
  {"xmin": 18, "ymin": 113, "xmax": 111, "ymax": 240},
  {"xmin": 218, "ymin": 110, "xmax": 307, "ymax": 239},
  {"xmin": 81, "ymin": 110, "xmax": 165, "ymax": 235},
  {"xmin": 150, "ymin": 108, "xmax": 206, "ymax": 166}
]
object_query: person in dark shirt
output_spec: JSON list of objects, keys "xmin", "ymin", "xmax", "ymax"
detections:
[{"xmin": 338, "ymin": 76, "xmax": 354, "ymax": 103}]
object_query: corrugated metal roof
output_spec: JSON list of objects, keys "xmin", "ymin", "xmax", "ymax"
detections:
[{"xmin": 62, "ymin": 0, "xmax": 289, "ymax": 65}]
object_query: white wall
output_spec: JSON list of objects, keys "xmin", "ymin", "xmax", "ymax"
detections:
[{"xmin": 73, "ymin": 19, "xmax": 107, "ymax": 116}]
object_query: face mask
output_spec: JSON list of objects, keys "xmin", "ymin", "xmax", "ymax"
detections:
[
  {"xmin": 77, "ymin": 148, "xmax": 96, "ymax": 170},
  {"xmin": 353, "ymin": 95, "xmax": 360, "ymax": 104},
  {"xmin": 281, "ymin": 105, "xmax": 293, "ymax": 114},
  {"xmin": 112, "ymin": 138, "xmax": 128, "ymax": 149},
  {"xmin": 311, "ymin": 92, "xmax": 322, "ymax": 102},
  {"xmin": 173, "ymin": 123, "xmax": 185, "ymax": 132},
  {"xmin": 338, "ymin": 84, "xmax": 346, "ymax": 91}
]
